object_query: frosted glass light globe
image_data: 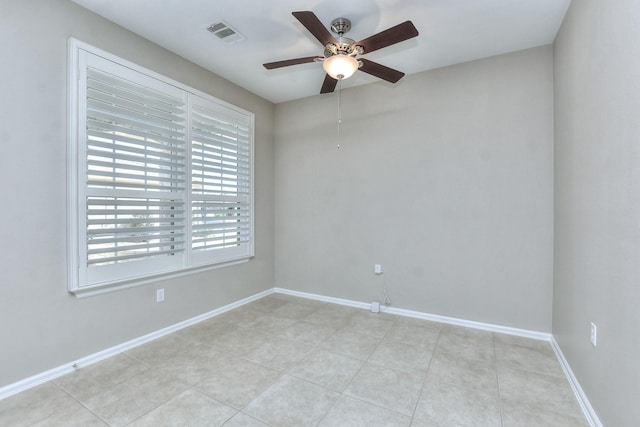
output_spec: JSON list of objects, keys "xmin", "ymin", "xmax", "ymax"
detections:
[{"xmin": 323, "ymin": 54, "xmax": 358, "ymax": 80}]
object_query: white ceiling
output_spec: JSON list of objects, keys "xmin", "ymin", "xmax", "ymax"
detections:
[{"xmin": 71, "ymin": 0, "xmax": 571, "ymax": 104}]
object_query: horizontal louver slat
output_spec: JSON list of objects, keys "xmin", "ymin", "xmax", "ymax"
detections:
[
  {"xmin": 87, "ymin": 215, "xmax": 184, "ymax": 226},
  {"xmin": 87, "ymin": 130, "xmax": 185, "ymax": 159},
  {"xmin": 191, "ymin": 153, "xmax": 249, "ymax": 170},
  {"xmin": 87, "ymin": 223, "xmax": 183, "ymax": 236},
  {"xmin": 192, "ymin": 114, "xmax": 249, "ymax": 136},
  {"xmin": 87, "ymin": 149, "xmax": 184, "ymax": 171},
  {"xmin": 88, "ymin": 232, "xmax": 185, "ymax": 246},
  {"xmin": 192, "ymin": 110, "xmax": 248, "ymax": 128},
  {"xmin": 191, "ymin": 133, "xmax": 249, "ymax": 152},
  {"xmin": 88, "ymin": 107, "xmax": 185, "ymax": 140},
  {"xmin": 87, "ymin": 159, "xmax": 184, "ymax": 179},
  {"xmin": 87, "ymin": 208, "xmax": 185, "ymax": 216},
  {"xmin": 88, "ymin": 170, "xmax": 184, "ymax": 185},
  {"xmin": 87, "ymin": 198, "xmax": 182, "ymax": 207},
  {"xmin": 190, "ymin": 223, "xmax": 249, "ymax": 239},
  {"xmin": 87, "ymin": 248, "xmax": 184, "ymax": 266},
  {"xmin": 88, "ymin": 239, "xmax": 184, "ymax": 255},
  {"xmin": 88, "ymin": 68, "xmax": 184, "ymax": 109},
  {"xmin": 88, "ymin": 120, "xmax": 184, "ymax": 147},
  {"xmin": 88, "ymin": 89, "xmax": 182, "ymax": 123},
  {"xmin": 87, "ymin": 180, "xmax": 185, "ymax": 192}
]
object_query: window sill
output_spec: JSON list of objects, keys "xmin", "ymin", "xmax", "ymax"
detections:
[{"xmin": 69, "ymin": 257, "xmax": 250, "ymax": 298}]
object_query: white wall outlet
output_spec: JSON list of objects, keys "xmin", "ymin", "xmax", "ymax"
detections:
[
  {"xmin": 371, "ymin": 301, "xmax": 380, "ymax": 313},
  {"xmin": 156, "ymin": 288, "xmax": 165, "ymax": 303},
  {"xmin": 590, "ymin": 322, "xmax": 597, "ymax": 346},
  {"xmin": 374, "ymin": 264, "xmax": 382, "ymax": 274}
]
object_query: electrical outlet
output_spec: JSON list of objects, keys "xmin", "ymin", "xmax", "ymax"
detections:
[
  {"xmin": 371, "ymin": 301, "xmax": 380, "ymax": 313},
  {"xmin": 590, "ymin": 322, "xmax": 597, "ymax": 346},
  {"xmin": 374, "ymin": 264, "xmax": 382, "ymax": 274},
  {"xmin": 156, "ymin": 288, "xmax": 165, "ymax": 303}
]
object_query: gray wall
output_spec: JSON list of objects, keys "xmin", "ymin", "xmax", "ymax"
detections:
[
  {"xmin": 0, "ymin": 0, "xmax": 275, "ymax": 387},
  {"xmin": 275, "ymin": 46, "xmax": 554, "ymax": 332},
  {"xmin": 553, "ymin": 0, "xmax": 640, "ymax": 425},
  {"xmin": 6, "ymin": 4, "xmax": 637, "ymax": 424}
]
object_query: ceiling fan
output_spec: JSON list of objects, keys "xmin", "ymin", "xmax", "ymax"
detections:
[{"xmin": 263, "ymin": 11, "xmax": 419, "ymax": 94}]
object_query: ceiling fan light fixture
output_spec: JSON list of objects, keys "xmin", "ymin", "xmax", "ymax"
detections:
[{"xmin": 323, "ymin": 54, "xmax": 359, "ymax": 80}]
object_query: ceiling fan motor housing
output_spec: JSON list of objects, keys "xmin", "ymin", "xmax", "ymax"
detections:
[{"xmin": 324, "ymin": 38, "xmax": 360, "ymax": 58}]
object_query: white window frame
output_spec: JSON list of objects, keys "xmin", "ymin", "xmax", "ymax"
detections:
[{"xmin": 68, "ymin": 39, "xmax": 254, "ymax": 297}]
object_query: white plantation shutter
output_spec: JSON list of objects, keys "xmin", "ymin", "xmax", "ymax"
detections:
[
  {"xmin": 69, "ymin": 41, "xmax": 253, "ymax": 294},
  {"xmin": 79, "ymin": 55, "xmax": 188, "ymax": 287},
  {"xmin": 190, "ymin": 96, "xmax": 252, "ymax": 264}
]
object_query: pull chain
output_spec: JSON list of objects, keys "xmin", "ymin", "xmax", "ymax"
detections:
[{"xmin": 337, "ymin": 79, "xmax": 342, "ymax": 148}]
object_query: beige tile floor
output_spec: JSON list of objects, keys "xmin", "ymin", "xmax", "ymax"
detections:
[{"xmin": 0, "ymin": 294, "xmax": 590, "ymax": 427}]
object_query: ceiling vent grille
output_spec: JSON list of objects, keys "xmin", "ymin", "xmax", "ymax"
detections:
[{"xmin": 205, "ymin": 20, "xmax": 246, "ymax": 44}]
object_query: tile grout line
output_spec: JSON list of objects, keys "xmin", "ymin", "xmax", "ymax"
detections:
[
  {"xmin": 408, "ymin": 326, "xmax": 443, "ymax": 426},
  {"xmin": 314, "ymin": 308, "xmax": 376, "ymax": 426},
  {"xmin": 492, "ymin": 333, "xmax": 505, "ymax": 427},
  {"xmin": 220, "ymin": 299, "xmax": 345, "ymax": 426},
  {"xmin": 323, "ymin": 312, "xmax": 426, "ymax": 425},
  {"xmin": 51, "ymin": 381, "xmax": 111, "ymax": 427}
]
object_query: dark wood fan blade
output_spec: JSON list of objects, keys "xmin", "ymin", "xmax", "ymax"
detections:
[
  {"xmin": 320, "ymin": 74, "xmax": 338, "ymax": 94},
  {"xmin": 292, "ymin": 11, "xmax": 337, "ymax": 46},
  {"xmin": 263, "ymin": 56, "xmax": 322, "ymax": 70},
  {"xmin": 356, "ymin": 21, "xmax": 418, "ymax": 54},
  {"xmin": 358, "ymin": 58, "xmax": 405, "ymax": 83}
]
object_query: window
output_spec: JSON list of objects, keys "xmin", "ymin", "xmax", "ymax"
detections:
[{"xmin": 68, "ymin": 39, "xmax": 254, "ymax": 296}]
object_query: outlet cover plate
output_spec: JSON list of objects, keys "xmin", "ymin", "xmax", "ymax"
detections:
[{"xmin": 371, "ymin": 301, "xmax": 380, "ymax": 313}]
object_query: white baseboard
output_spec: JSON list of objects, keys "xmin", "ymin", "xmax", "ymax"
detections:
[
  {"xmin": 0, "ymin": 288, "xmax": 273, "ymax": 401},
  {"xmin": 273, "ymin": 287, "xmax": 371, "ymax": 310},
  {"xmin": 274, "ymin": 287, "xmax": 551, "ymax": 340},
  {"xmin": 550, "ymin": 337, "xmax": 603, "ymax": 427}
]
